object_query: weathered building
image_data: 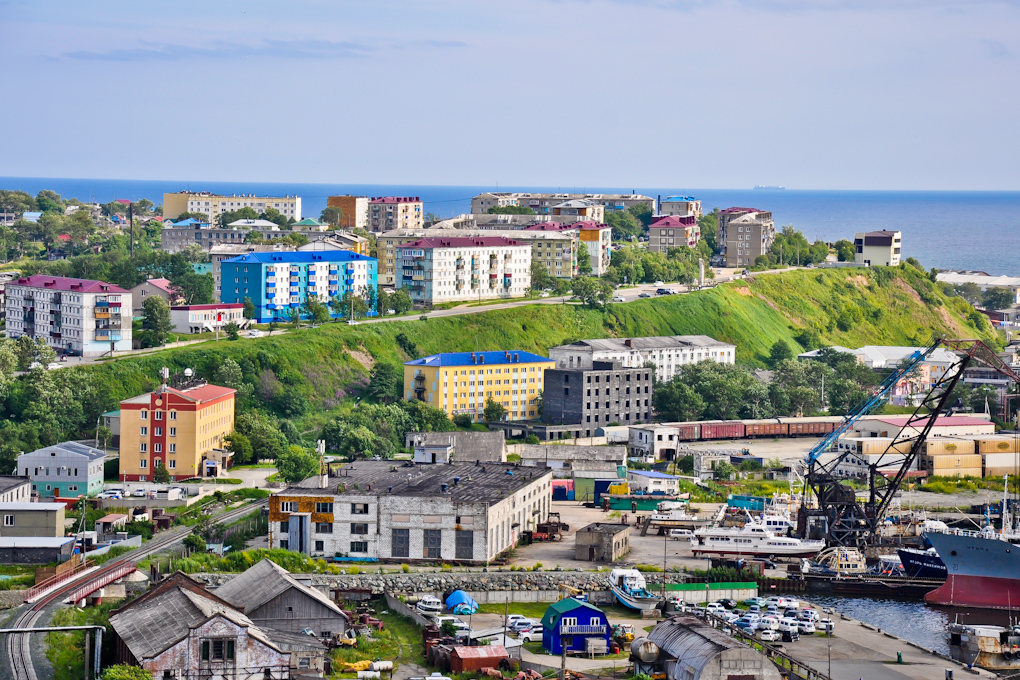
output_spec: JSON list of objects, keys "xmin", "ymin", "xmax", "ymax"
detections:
[
  {"xmin": 549, "ymin": 336, "xmax": 735, "ymax": 383},
  {"xmin": 268, "ymin": 461, "xmax": 552, "ymax": 563},
  {"xmin": 17, "ymin": 441, "xmax": 106, "ymax": 498},
  {"xmin": 542, "ymin": 361, "xmax": 653, "ymax": 428},
  {"xmin": 642, "ymin": 615, "xmax": 783, "ymax": 680},
  {"xmin": 0, "ymin": 476, "xmax": 32, "ymax": 503},
  {"xmin": 574, "ymin": 522, "xmax": 630, "ymax": 562},
  {"xmin": 406, "ymin": 430, "xmax": 507, "ymax": 464},
  {"xmin": 513, "ymin": 444, "xmax": 627, "ymax": 471},
  {"xmin": 0, "ymin": 502, "xmax": 65, "ymax": 538}
]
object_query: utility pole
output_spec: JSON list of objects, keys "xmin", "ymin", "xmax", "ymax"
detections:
[{"xmin": 128, "ymin": 204, "xmax": 134, "ymax": 258}]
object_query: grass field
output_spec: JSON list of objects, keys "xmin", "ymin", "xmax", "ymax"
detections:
[{"xmin": 331, "ymin": 607, "xmax": 425, "ymax": 675}]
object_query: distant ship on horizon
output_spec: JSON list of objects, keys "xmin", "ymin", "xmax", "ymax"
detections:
[{"xmin": 753, "ymin": 185, "xmax": 786, "ymax": 190}]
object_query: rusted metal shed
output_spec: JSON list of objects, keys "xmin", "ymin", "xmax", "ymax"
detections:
[{"xmin": 448, "ymin": 645, "xmax": 509, "ymax": 673}]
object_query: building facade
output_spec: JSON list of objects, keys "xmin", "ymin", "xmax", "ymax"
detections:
[
  {"xmin": 574, "ymin": 523, "xmax": 630, "ymax": 562},
  {"xmin": 0, "ymin": 503, "xmax": 65, "ymax": 538},
  {"xmin": 171, "ymin": 303, "xmax": 249, "ymax": 334},
  {"xmin": 721, "ymin": 209, "xmax": 775, "ymax": 267},
  {"xmin": 576, "ymin": 222, "xmax": 612, "ymax": 275},
  {"xmin": 160, "ymin": 222, "xmax": 338, "ymax": 253},
  {"xmin": 219, "ymin": 251, "xmax": 378, "ymax": 323},
  {"xmin": 128, "ymin": 278, "xmax": 179, "ymax": 314},
  {"xmin": 854, "ymin": 230, "xmax": 902, "ymax": 267},
  {"xmin": 658, "ymin": 196, "xmax": 702, "ymax": 219},
  {"xmin": 267, "ymin": 461, "xmax": 552, "ymax": 563},
  {"xmin": 471, "ymin": 192, "xmax": 654, "ymax": 216},
  {"xmin": 118, "ymin": 381, "xmax": 236, "ymax": 482},
  {"xmin": 404, "ymin": 351, "xmax": 554, "ymax": 422},
  {"xmin": 396, "ymin": 237, "xmax": 531, "ymax": 306},
  {"xmin": 550, "ymin": 200, "xmax": 605, "ymax": 224},
  {"xmin": 549, "ymin": 335, "xmax": 736, "ymax": 382},
  {"xmin": 542, "ymin": 362, "xmax": 653, "ymax": 427},
  {"xmin": 4, "ymin": 275, "xmax": 132, "ymax": 357},
  {"xmin": 163, "ymin": 191, "xmax": 302, "ymax": 222},
  {"xmin": 17, "ymin": 442, "xmax": 105, "ymax": 498},
  {"xmin": 327, "ymin": 194, "xmax": 370, "ymax": 230},
  {"xmin": 369, "ymin": 196, "xmax": 424, "ymax": 232},
  {"xmin": 647, "ymin": 215, "xmax": 700, "ymax": 253},
  {"xmin": 627, "ymin": 469, "xmax": 680, "ymax": 494},
  {"xmin": 299, "ymin": 233, "xmax": 370, "ymax": 256},
  {"xmin": 0, "ymin": 477, "xmax": 31, "ymax": 503}
]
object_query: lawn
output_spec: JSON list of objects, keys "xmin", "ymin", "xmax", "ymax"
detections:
[{"xmin": 331, "ymin": 606, "xmax": 424, "ymax": 675}]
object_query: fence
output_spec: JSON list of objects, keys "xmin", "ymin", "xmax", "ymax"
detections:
[{"xmin": 384, "ymin": 592, "xmax": 435, "ymax": 628}]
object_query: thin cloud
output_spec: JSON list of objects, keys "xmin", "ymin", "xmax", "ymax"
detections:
[
  {"xmin": 982, "ymin": 39, "xmax": 1010, "ymax": 57},
  {"xmin": 62, "ymin": 38, "xmax": 372, "ymax": 62}
]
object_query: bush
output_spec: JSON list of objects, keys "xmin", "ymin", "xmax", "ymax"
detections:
[
  {"xmin": 453, "ymin": 414, "xmax": 473, "ymax": 429},
  {"xmin": 401, "ymin": 563, "xmax": 410, "ymax": 573}
]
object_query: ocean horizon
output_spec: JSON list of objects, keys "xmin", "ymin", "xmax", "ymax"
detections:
[{"xmin": 3, "ymin": 176, "xmax": 1018, "ymax": 276}]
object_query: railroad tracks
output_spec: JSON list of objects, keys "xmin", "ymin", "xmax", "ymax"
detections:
[{"xmin": 5, "ymin": 498, "xmax": 267, "ymax": 680}]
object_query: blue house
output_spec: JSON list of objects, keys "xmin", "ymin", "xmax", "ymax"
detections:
[
  {"xmin": 220, "ymin": 251, "xmax": 378, "ymax": 323},
  {"xmin": 540, "ymin": 599, "xmax": 611, "ymax": 655}
]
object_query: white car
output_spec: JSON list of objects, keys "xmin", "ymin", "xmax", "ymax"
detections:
[
  {"xmin": 757, "ymin": 629, "xmax": 781, "ymax": 642},
  {"xmin": 46, "ymin": 362, "xmax": 64, "ymax": 370},
  {"xmin": 778, "ymin": 617, "xmax": 801, "ymax": 633},
  {"xmin": 346, "ymin": 320, "xmax": 359, "ymax": 326},
  {"xmin": 653, "ymin": 281, "xmax": 665, "ymax": 286},
  {"xmin": 722, "ymin": 612, "xmax": 741, "ymax": 623},
  {"xmin": 539, "ymin": 292, "xmax": 551, "ymax": 298},
  {"xmin": 669, "ymin": 528, "xmax": 693, "ymax": 540},
  {"xmin": 705, "ymin": 603, "xmax": 725, "ymax": 615},
  {"xmin": 817, "ymin": 618, "xmax": 835, "ymax": 633},
  {"xmin": 248, "ymin": 330, "xmax": 264, "ymax": 338},
  {"xmin": 132, "ymin": 489, "xmax": 147, "ymax": 497},
  {"xmin": 504, "ymin": 614, "xmax": 529, "ymax": 627},
  {"xmin": 28, "ymin": 361, "xmax": 42, "ymax": 370},
  {"xmin": 612, "ymin": 296, "xmax": 625, "ymax": 303},
  {"xmin": 797, "ymin": 620, "xmax": 816, "ymax": 634},
  {"xmin": 799, "ymin": 609, "xmax": 819, "ymax": 622},
  {"xmin": 759, "ymin": 616, "xmax": 780, "ymax": 631}
]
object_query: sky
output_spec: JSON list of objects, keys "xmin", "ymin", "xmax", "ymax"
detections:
[{"xmin": 1, "ymin": 0, "xmax": 1018, "ymax": 190}]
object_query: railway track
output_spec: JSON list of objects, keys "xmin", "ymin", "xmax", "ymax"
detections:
[{"xmin": 5, "ymin": 498, "xmax": 267, "ymax": 680}]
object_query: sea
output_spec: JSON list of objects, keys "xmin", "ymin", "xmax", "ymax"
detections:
[{"xmin": 2, "ymin": 177, "xmax": 1018, "ymax": 275}]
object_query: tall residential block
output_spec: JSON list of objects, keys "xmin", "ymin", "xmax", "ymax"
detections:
[
  {"xmin": 326, "ymin": 195, "xmax": 369, "ymax": 230},
  {"xmin": 648, "ymin": 215, "xmax": 701, "ymax": 253},
  {"xmin": 719, "ymin": 207, "xmax": 775, "ymax": 267},
  {"xmin": 471, "ymin": 192, "xmax": 654, "ymax": 216},
  {"xmin": 542, "ymin": 361, "xmax": 654, "ymax": 427},
  {"xmin": 395, "ymin": 237, "xmax": 531, "ymax": 306},
  {"xmin": 4, "ymin": 275, "xmax": 132, "ymax": 357},
  {"xmin": 118, "ymin": 381, "xmax": 236, "ymax": 482},
  {"xmin": 658, "ymin": 196, "xmax": 703, "ymax": 219},
  {"xmin": 369, "ymin": 196, "xmax": 424, "ymax": 232},
  {"xmin": 854, "ymin": 230, "xmax": 902, "ymax": 267},
  {"xmin": 219, "ymin": 251, "xmax": 378, "ymax": 323},
  {"xmin": 403, "ymin": 351, "xmax": 554, "ymax": 422},
  {"xmin": 575, "ymin": 221, "xmax": 613, "ymax": 275},
  {"xmin": 163, "ymin": 191, "xmax": 302, "ymax": 222}
]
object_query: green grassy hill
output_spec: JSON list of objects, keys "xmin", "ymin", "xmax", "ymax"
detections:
[{"xmin": 87, "ymin": 265, "xmax": 995, "ymax": 428}]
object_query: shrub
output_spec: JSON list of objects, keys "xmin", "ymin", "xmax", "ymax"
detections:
[{"xmin": 401, "ymin": 563, "xmax": 411, "ymax": 573}]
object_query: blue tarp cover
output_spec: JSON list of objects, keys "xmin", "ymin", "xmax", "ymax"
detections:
[{"xmin": 445, "ymin": 590, "xmax": 478, "ymax": 613}]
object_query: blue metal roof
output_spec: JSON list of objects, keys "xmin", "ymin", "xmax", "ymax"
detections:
[
  {"xmin": 223, "ymin": 251, "xmax": 376, "ymax": 264},
  {"xmin": 628, "ymin": 469, "xmax": 678, "ymax": 479},
  {"xmin": 663, "ymin": 196, "xmax": 697, "ymax": 202},
  {"xmin": 404, "ymin": 351, "xmax": 551, "ymax": 367}
]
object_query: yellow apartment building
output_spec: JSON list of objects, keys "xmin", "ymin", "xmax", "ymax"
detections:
[{"xmin": 403, "ymin": 351, "xmax": 554, "ymax": 422}]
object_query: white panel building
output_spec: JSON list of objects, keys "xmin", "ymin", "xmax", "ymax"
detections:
[
  {"xmin": 396, "ymin": 236, "xmax": 532, "ymax": 306},
  {"xmin": 549, "ymin": 335, "xmax": 736, "ymax": 382}
]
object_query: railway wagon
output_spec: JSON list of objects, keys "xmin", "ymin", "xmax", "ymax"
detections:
[
  {"xmin": 784, "ymin": 417, "xmax": 840, "ymax": 436},
  {"xmin": 674, "ymin": 423, "xmax": 701, "ymax": 441},
  {"xmin": 700, "ymin": 420, "xmax": 746, "ymax": 440},
  {"xmin": 742, "ymin": 419, "xmax": 789, "ymax": 437}
]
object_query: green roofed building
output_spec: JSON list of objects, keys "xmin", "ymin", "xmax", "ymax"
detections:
[{"xmin": 540, "ymin": 599, "xmax": 610, "ymax": 654}]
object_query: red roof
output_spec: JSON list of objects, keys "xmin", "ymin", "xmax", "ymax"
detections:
[
  {"xmin": 146, "ymin": 278, "xmax": 176, "ymax": 294},
  {"xmin": 524, "ymin": 223, "xmax": 573, "ymax": 232},
  {"xmin": 171, "ymin": 303, "xmax": 243, "ymax": 311},
  {"xmin": 13, "ymin": 275, "xmax": 127, "ymax": 294},
  {"xmin": 57, "ymin": 234, "xmax": 71, "ymax": 242},
  {"xmin": 172, "ymin": 384, "xmax": 236, "ymax": 403},
  {"xmin": 370, "ymin": 196, "xmax": 421, "ymax": 204},
  {"xmin": 570, "ymin": 221, "xmax": 611, "ymax": 230},
  {"xmin": 397, "ymin": 237, "xmax": 523, "ymax": 249},
  {"xmin": 651, "ymin": 215, "xmax": 697, "ymax": 228},
  {"xmin": 449, "ymin": 645, "xmax": 509, "ymax": 659},
  {"xmin": 874, "ymin": 416, "xmax": 994, "ymax": 427},
  {"xmin": 115, "ymin": 199, "xmax": 131, "ymax": 205}
]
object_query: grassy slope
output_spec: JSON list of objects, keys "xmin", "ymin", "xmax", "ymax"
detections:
[{"xmin": 87, "ymin": 266, "xmax": 996, "ymax": 427}]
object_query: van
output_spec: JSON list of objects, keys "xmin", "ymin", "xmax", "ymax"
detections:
[{"xmin": 669, "ymin": 528, "xmax": 693, "ymax": 540}]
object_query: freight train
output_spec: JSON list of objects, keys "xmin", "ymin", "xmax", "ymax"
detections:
[{"xmin": 629, "ymin": 417, "xmax": 845, "ymax": 461}]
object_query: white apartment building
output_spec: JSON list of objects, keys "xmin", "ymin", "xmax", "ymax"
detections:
[
  {"xmin": 471, "ymin": 192, "xmax": 654, "ymax": 215},
  {"xmin": 268, "ymin": 462, "xmax": 552, "ymax": 563},
  {"xmin": 5, "ymin": 275, "xmax": 132, "ymax": 357},
  {"xmin": 396, "ymin": 236, "xmax": 532, "ymax": 306},
  {"xmin": 658, "ymin": 196, "xmax": 703, "ymax": 219},
  {"xmin": 162, "ymin": 191, "xmax": 302, "ymax": 222},
  {"xmin": 369, "ymin": 196, "xmax": 424, "ymax": 232},
  {"xmin": 854, "ymin": 230, "xmax": 902, "ymax": 267},
  {"xmin": 549, "ymin": 335, "xmax": 736, "ymax": 381}
]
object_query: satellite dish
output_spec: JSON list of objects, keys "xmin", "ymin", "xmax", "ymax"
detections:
[{"xmin": 184, "ymin": 368, "xmax": 193, "ymax": 378}]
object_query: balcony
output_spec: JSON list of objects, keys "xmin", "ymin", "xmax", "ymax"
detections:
[
  {"xmin": 266, "ymin": 282, "xmax": 276, "ymax": 288},
  {"xmin": 560, "ymin": 624, "xmax": 606, "ymax": 635},
  {"xmin": 94, "ymin": 311, "xmax": 111, "ymax": 319}
]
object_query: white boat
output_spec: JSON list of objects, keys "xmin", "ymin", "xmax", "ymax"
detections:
[
  {"xmin": 650, "ymin": 501, "xmax": 707, "ymax": 525},
  {"xmin": 690, "ymin": 518, "xmax": 825, "ymax": 559},
  {"xmin": 607, "ymin": 568, "xmax": 661, "ymax": 611},
  {"xmin": 415, "ymin": 595, "xmax": 443, "ymax": 615}
]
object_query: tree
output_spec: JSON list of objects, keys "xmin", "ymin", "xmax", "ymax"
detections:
[
  {"xmin": 339, "ymin": 291, "xmax": 369, "ymax": 320},
  {"xmin": 320, "ymin": 205, "xmax": 344, "ymax": 227},
  {"xmin": 652, "ymin": 380, "xmax": 705, "ymax": 422},
  {"xmin": 276, "ymin": 445, "xmax": 321, "ymax": 482},
  {"xmin": 487, "ymin": 205, "xmax": 534, "ymax": 215},
  {"xmin": 982, "ymin": 287, "xmax": 1014, "ymax": 310},
  {"xmin": 576, "ymin": 244, "xmax": 592, "ymax": 276},
  {"xmin": 242, "ymin": 297, "xmax": 256, "ymax": 320},
  {"xmin": 484, "ymin": 397, "xmax": 507, "ymax": 422},
  {"xmin": 142, "ymin": 296, "xmax": 173, "ymax": 346},
  {"xmin": 95, "ymin": 425, "xmax": 112, "ymax": 449},
  {"xmin": 214, "ymin": 358, "xmax": 244, "ymax": 389},
  {"xmin": 714, "ymin": 461, "xmax": 736, "ymax": 481},
  {"xmin": 605, "ymin": 210, "xmax": 642, "ymax": 241},
  {"xmin": 14, "ymin": 336, "xmax": 55, "ymax": 370},
  {"xmin": 102, "ymin": 664, "xmax": 154, "ymax": 680},
  {"xmin": 628, "ymin": 203, "xmax": 654, "ymax": 227},
  {"xmin": 183, "ymin": 533, "xmax": 206, "ymax": 552},
  {"xmin": 453, "ymin": 414, "xmax": 473, "ymax": 428},
  {"xmin": 698, "ymin": 210, "xmax": 719, "ymax": 253},
  {"xmin": 153, "ymin": 464, "xmax": 171, "ymax": 483},
  {"xmin": 571, "ymin": 276, "xmax": 613, "ymax": 309},
  {"xmin": 367, "ymin": 362, "xmax": 403, "ymax": 403},
  {"xmin": 224, "ymin": 432, "xmax": 254, "ymax": 465},
  {"xmin": 834, "ymin": 239, "xmax": 855, "ymax": 262},
  {"xmin": 223, "ymin": 321, "xmax": 240, "ymax": 340},
  {"xmin": 767, "ymin": 340, "xmax": 794, "ymax": 368},
  {"xmin": 376, "ymin": 287, "xmax": 390, "ymax": 315},
  {"xmin": 288, "ymin": 307, "xmax": 301, "ymax": 328},
  {"xmin": 218, "ymin": 206, "xmax": 259, "ymax": 226},
  {"xmin": 302, "ymin": 295, "xmax": 331, "ymax": 325},
  {"xmin": 530, "ymin": 261, "xmax": 560, "ymax": 293},
  {"xmin": 390, "ymin": 289, "xmax": 413, "ymax": 314}
]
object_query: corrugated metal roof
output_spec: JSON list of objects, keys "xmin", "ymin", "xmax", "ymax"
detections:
[
  {"xmin": 647, "ymin": 616, "xmax": 739, "ymax": 680},
  {"xmin": 450, "ymin": 645, "xmax": 509, "ymax": 659},
  {"xmin": 215, "ymin": 557, "xmax": 346, "ymax": 618}
]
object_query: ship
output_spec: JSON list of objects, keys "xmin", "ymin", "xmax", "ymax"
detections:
[
  {"xmin": 924, "ymin": 528, "xmax": 1020, "ymax": 609},
  {"xmin": 897, "ymin": 546, "xmax": 947, "ymax": 580},
  {"xmin": 607, "ymin": 568, "xmax": 661, "ymax": 611},
  {"xmin": 649, "ymin": 501, "xmax": 710, "ymax": 528},
  {"xmin": 752, "ymin": 185, "xmax": 785, "ymax": 190},
  {"xmin": 949, "ymin": 622, "xmax": 1020, "ymax": 670},
  {"xmin": 690, "ymin": 518, "xmax": 825, "ymax": 558}
]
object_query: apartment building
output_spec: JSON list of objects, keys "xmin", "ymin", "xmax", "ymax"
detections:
[
  {"xmin": 219, "ymin": 251, "xmax": 378, "ymax": 323},
  {"xmin": 0, "ymin": 270, "xmax": 20, "ymax": 321},
  {"xmin": 549, "ymin": 335, "xmax": 736, "ymax": 382},
  {"xmin": 550, "ymin": 199, "xmax": 605, "ymax": 224},
  {"xmin": 162, "ymin": 191, "xmax": 301, "ymax": 222},
  {"xmin": 369, "ymin": 196, "xmax": 424, "ymax": 232},
  {"xmin": 403, "ymin": 350, "xmax": 554, "ymax": 422},
  {"xmin": 17, "ymin": 442, "xmax": 106, "ymax": 498},
  {"xmin": 471, "ymin": 192, "xmax": 654, "ymax": 215},
  {"xmin": 542, "ymin": 361, "xmax": 654, "ymax": 427},
  {"xmin": 647, "ymin": 215, "xmax": 700, "ymax": 253},
  {"xmin": 160, "ymin": 221, "xmax": 333, "ymax": 253},
  {"xmin": 396, "ymin": 237, "xmax": 531, "ymax": 306},
  {"xmin": 0, "ymin": 477, "xmax": 31, "ymax": 503},
  {"xmin": 719, "ymin": 208, "xmax": 775, "ymax": 267},
  {"xmin": 854, "ymin": 230, "xmax": 902, "ymax": 267},
  {"xmin": 4, "ymin": 275, "xmax": 132, "ymax": 357},
  {"xmin": 128, "ymin": 278, "xmax": 180, "ymax": 314},
  {"xmin": 268, "ymin": 461, "xmax": 552, "ymax": 563},
  {"xmin": 118, "ymin": 380, "xmax": 236, "ymax": 482},
  {"xmin": 327, "ymin": 194, "xmax": 369, "ymax": 230},
  {"xmin": 170, "ymin": 303, "xmax": 249, "ymax": 334},
  {"xmin": 658, "ymin": 196, "xmax": 703, "ymax": 219},
  {"xmin": 377, "ymin": 228, "xmax": 575, "ymax": 285},
  {"xmin": 575, "ymin": 221, "xmax": 613, "ymax": 275}
]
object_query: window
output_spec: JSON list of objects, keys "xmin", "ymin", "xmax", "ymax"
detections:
[
  {"xmin": 155, "ymin": 411, "xmax": 163, "ymax": 421},
  {"xmin": 392, "ymin": 528, "xmax": 410, "ymax": 558},
  {"xmin": 168, "ymin": 459, "xmax": 176, "ymax": 469},
  {"xmin": 169, "ymin": 444, "xmax": 176, "ymax": 453},
  {"xmin": 351, "ymin": 503, "xmax": 369, "ymax": 514},
  {"xmin": 424, "ymin": 529, "xmax": 442, "ymax": 559},
  {"xmin": 315, "ymin": 522, "xmax": 333, "ymax": 533},
  {"xmin": 281, "ymin": 501, "xmax": 298, "ymax": 512},
  {"xmin": 455, "ymin": 530, "xmax": 473, "ymax": 559},
  {"xmin": 169, "ymin": 427, "xmax": 177, "ymax": 437},
  {"xmin": 154, "ymin": 427, "xmax": 162, "ymax": 436},
  {"xmin": 315, "ymin": 502, "xmax": 334, "ymax": 513},
  {"xmin": 154, "ymin": 444, "xmax": 162, "ymax": 453},
  {"xmin": 170, "ymin": 411, "xmax": 177, "ymax": 420},
  {"xmin": 351, "ymin": 523, "xmax": 369, "ymax": 535},
  {"xmin": 3, "ymin": 515, "xmax": 13, "ymax": 527},
  {"xmin": 140, "ymin": 427, "xmax": 148, "ymax": 436},
  {"xmin": 350, "ymin": 541, "xmax": 368, "ymax": 553},
  {"xmin": 139, "ymin": 459, "xmax": 147, "ymax": 468},
  {"xmin": 314, "ymin": 540, "xmax": 324, "ymax": 552},
  {"xmin": 140, "ymin": 443, "xmax": 147, "ymax": 453},
  {"xmin": 140, "ymin": 410, "xmax": 148, "ymax": 420}
]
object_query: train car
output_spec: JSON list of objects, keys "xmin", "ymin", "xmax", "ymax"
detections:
[
  {"xmin": 700, "ymin": 420, "xmax": 746, "ymax": 440},
  {"xmin": 741, "ymin": 419, "xmax": 789, "ymax": 438},
  {"xmin": 674, "ymin": 423, "xmax": 701, "ymax": 441},
  {"xmin": 781, "ymin": 416, "xmax": 843, "ymax": 436}
]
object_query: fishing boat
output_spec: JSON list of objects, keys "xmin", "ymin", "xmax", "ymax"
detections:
[
  {"xmin": 690, "ymin": 518, "xmax": 825, "ymax": 559},
  {"xmin": 415, "ymin": 595, "xmax": 443, "ymax": 615},
  {"xmin": 649, "ymin": 501, "xmax": 710, "ymax": 528},
  {"xmin": 949, "ymin": 622, "xmax": 1020, "ymax": 670},
  {"xmin": 897, "ymin": 546, "xmax": 947, "ymax": 580},
  {"xmin": 607, "ymin": 568, "xmax": 660, "ymax": 611}
]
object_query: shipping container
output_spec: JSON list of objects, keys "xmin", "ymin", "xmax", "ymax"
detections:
[
  {"xmin": 982, "ymin": 452, "xmax": 1020, "ymax": 468},
  {"xmin": 700, "ymin": 421, "xmax": 746, "ymax": 440},
  {"xmin": 974, "ymin": 435, "xmax": 1020, "ymax": 454},
  {"xmin": 742, "ymin": 420, "xmax": 789, "ymax": 437},
  {"xmin": 926, "ymin": 467, "xmax": 983, "ymax": 479},
  {"xmin": 924, "ymin": 438, "xmax": 976, "ymax": 456},
  {"xmin": 923, "ymin": 453, "xmax": 983, "ymax": 473},
  {"xmin": 674, "ymin": 423, "xmax": 701, "ymax": 441},
  {"xmin": 985, "ymin": 467, "xmax": 1020, "ymax": 478}
]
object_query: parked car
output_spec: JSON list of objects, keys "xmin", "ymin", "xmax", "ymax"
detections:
[
  {"xmin": 653, "ymin": 281, "xmax": 665, "ymax": 286},
  {"xmin": 744, "ymin": 597, "xmax": 766, "ymax": 607},
  {"xmin": 27, "ymin": 362, "xmax": 42, "ymax": 370},
  {"xmin": 346, "ymin": 320, "xmax": 359, "ymax": 326},
  {"xmin": 799, "ymin": 609, "xmax": 820, "ymax": 622},
  {"xmin": 784, "ymin": 608, "xmax": 800, "ymax": 619},
  {"xmin": 747, "ymin": 604, "xmax": 763, "ymax": 615},
  {"xmin": 735, "ymin": 617, "xmax": 758, "ymax": 632},
  {"xmin": 132, "ymin": 489, "xmax": 147, "ymax": 497},
  {"xmin": 753, "ymin": 558, "xmax": 778, "ymax": 570},
  {"xmin": 797, "ymin": 620, "xmax": 816, "ymax": 634},
  {"xmin": 758, "ymin": 616, "xmax": 780, "ymax": 631},
  {"xmin": 781, "ymin": 628, "xmax": 800, "ymax": 642},
  {"xmin": 722, "ymin": 612, "xmax": 741, "ymax": 623},
  {"xmin": 778, "ymin": 618, "xmax": 801, "ymax": 633},
  {"xmin": 638, "ymin": 292, "xmax": 652, "ymax": 298},
  {"xmin": 518, "ymin": 626, "xmax": 544, "ymax": 643},
  {"xmin": 705, "ymin": 603, "xmax": 725, "ymax": 615},
  {"xmin": 816, "ymin": 618, "xmax": 835, "ymax": 633},
  {"xmin": 612, "ymin": 296, "xmax": 625, "ymax": 303},
  {"xmin": 46, "ymin": 362, "xmax": 64, "ymax": 370},
  {"xmin": 539, "ymin": 292, "xmax": 551, "ymax": 298},
  {"xmin": 504, "ymin": 614, "xmax": 529, "ymax": 627},
  {"xmin": 509, "ymin": 618, "xmax": 539, "ymax": 632},
  {"xmin": 248, "ymin": 329, "xmax": 264, "ymax": 338},
  {"xmin": 669, "ymin": 528, "xmax": 693, "ymax": 540},
  {"xmin": 757, "ymin": 629, "xmax": 781, "ymax": 642},
  {"xmin": 655, "ymin": 288, "xmax": 674, "ymax": 295},
  {"xmin": 716, "ymin": 599, "xmax": 737, "ymax": 610}
]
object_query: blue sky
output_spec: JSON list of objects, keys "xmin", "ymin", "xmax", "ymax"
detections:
[{"xmin": 1, "ymin": 0, "xmax": 1018, "ymax": 189}]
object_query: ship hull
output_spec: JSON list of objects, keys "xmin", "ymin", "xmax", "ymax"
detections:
[
  {"xmin": 610, "ymin": 585, "xmax": 660, "ymax": 611},
  {"xmin": 897, "ymin": 548, "xmax": 947, "ymax": 580},
  {"xmin": 925, "ymin": 532, "xmax": 1020, "ymax": 609}
]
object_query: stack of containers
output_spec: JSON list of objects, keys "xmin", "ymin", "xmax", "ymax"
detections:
[
  {"xmin": 975, "ymin": 434, "xmax": 1020, "ymax": 477},
  {"xmin": 920, "ymin": 437, "xmax": 982, "ymax": 478}
]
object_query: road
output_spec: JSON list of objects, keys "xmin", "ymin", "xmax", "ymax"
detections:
[{"xmin": 2, "ymin": 498, "xmax": 268, "ymax": 680}]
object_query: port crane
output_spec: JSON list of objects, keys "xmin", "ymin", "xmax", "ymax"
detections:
[{"xmin": 799, "ymin": 338, "xmax": 1020, "ymax": 548}]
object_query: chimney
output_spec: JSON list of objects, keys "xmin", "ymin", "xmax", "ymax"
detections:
[{"xmin": 624, "ymin": 339, "xmax": 633, "ymax": 348}]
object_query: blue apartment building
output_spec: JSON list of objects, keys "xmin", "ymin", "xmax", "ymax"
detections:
[{"xmin": 219, "ymin": 251, "xmax": 378, "ymax": 323}]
